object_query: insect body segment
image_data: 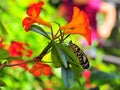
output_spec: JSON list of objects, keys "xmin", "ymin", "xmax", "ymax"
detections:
[{"xmin": 69, "ymin": 41, "xmax": 90, "ymax": 69}]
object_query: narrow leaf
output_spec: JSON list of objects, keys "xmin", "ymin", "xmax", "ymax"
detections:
[
  {"xmin": 71, "ymin": 63, "xmax": 82, "ymax": 81},
  {"xmin": 52, "ymin": 43, "xmax": 68, "ymax": 68},
  {"xmin": 0, "ymin": 49, "xmax": 10, "ymax": 59},
  {"xmin": 0, "ymin": 79, "xmax": 6, "ymax": 87},
  {"xmin": 57, "ymin": 44, "xmax": 80, "ymax": 66},
  {"xmin": 6, "ymin": 57, "xmax": 23, "ymax": 61},
  {"xmin": 0, "ymin": 21, "xmax": 8, "ymax": 35},
  {"xmin": 91, "ymin": 70, "xmax": 120, "ymax": 85},
  {"xmin": 61, "ymin": 66, "xmax": 74, "ymax": 88},
  {"xmin": 51, "ymin": 47, "xmax": 62, "ymax": 68},
  {"xmin": 67, "ymin": 67, "xmax": 74, "ymax": 87},
  {"xmin": 30, "ymin": 25, "xmax": 51, "ymax": 40},
  {"xmin": 58, "ymin": 45, "xmax": 82, "ymax": 84},
  {"xmin": 61, "ymin": 66, "xmax": 68, "ymax": 87}
]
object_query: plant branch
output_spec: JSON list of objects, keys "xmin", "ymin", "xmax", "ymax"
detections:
[
  {"xmin": 50, "ymin": 27, "xmax": 54, "ymax": 39},
  {"xmin": 35, "ymin": 41, "xmax": 53, "ymax": 60},
  {"xmin": 0, "ymin": 41, "xmax": 53, "ymax": 70},
  {"xmin": 0, "ymin": 59, "xmax": 35, "ymax": 70},
  {"xmin": 63, "ymin": 34, "xmax": 70, "ymax": 41}
]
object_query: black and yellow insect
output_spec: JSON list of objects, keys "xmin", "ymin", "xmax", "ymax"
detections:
[{"xmin": 69, "ymin": 41, "xmax": 90, "ymax": 69}]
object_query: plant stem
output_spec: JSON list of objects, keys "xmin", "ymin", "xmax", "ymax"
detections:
[
  {"xmin": 35, "ymin": 41, "xmax": 53, "ymax": 60},
  {"xmin": 6, "ymin": 60, "xmax": 34, "ymax": 67},
  {"xmin": 0, "ymin": 41, "xmax": 53, "ymax": 69},
  {"xmin": 63, "ymin": 34, "xmax": 70, "ymax": 41},
  {"xmin": 50, "ymin": 27, "xmax": 54, "ymax": 38}
]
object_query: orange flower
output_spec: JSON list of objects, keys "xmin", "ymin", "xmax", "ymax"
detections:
[
  {"xmin": 61, "ymin": 7, "xmax": 91, "ymax": 45},
  {"xmin": 22, "ymin": 2, "xmax": 51, "ymax": 32},
  {"xmin": 29, "ymin": 62, "xmax": 51, "ymax": 77}
]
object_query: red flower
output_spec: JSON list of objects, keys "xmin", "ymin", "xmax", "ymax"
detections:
[
  {"xmin": 9, "ymin": 41, "xmax": 25, "ymax": 57},
  {"xmin": 8, "ymin": 41, "xmax": 33, "ymax": 57},
  {"xmin": 29, "ymin": 62, "xmax": 51, "ymax": 77},
  {"xmin": 26, "ymin": 50, "xmax": 33, "ymax": 57},
  {"xmin": 8, "ymin": 41, "xmax": 34, "ymax": 71},
  {"xmin": 61, "ymin": 7, "xmax": 91, "ymax": 45},
  {"xmin": 22, "ymin": 2, "xmax": 51, "ymax": 32},
  {"xmin": 10, "ymin": 60, "xmax": 29, "ymax": 70},
  {"xmin": 82, "ymin": 70, "xmax": 91, "ymax": 88}
]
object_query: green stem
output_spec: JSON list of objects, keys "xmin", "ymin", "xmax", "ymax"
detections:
[
  {"xmin": 50, "ymin": 27, "xmax": 54, "ymax": 38},
  {"xmin": 35, "ymin": 41, "xmax": 53, "ymax": 60},
  {"xmin": 63, "ymin": 34, "xmax": 70, "ymax": 41},
  {"xmin": 60, "ymin": 34, "xmax": 70, "ymax": 43}
]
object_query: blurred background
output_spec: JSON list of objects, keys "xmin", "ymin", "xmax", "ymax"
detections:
[{"xmin": 0, "ymin": 0, "xmax": 120, "ymax": 90}]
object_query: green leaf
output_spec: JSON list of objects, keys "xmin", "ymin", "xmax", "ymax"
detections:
[
  {"xmin": 30, "ymin": 25, "xmax": 51, "ymax": 40},
  {"xmin": 51, "ymin": 43, "xmax": 82, "ymax": 86},
  {"xmin": 6, "ymin": 57, "xmax": 23, "ymax": 61},
  {"xmin": 0, "ymin": 20, "xmax": 8, "ymax": 35},
  {"xmin": 61, "ymin": 66, "xmax": 68, "ymax": 87},
  {"xmin": 52, "ymin": 43, "xmax": 68, "ymax": 68},
  {"xmin": 57, "ymin": 44, "xmax": 81, "ymax": 66},
  {"xmin": 91, "ymin": 70, "xmax": 120, "ymax": 86},
  {"xmin": 0, "ymin": 49, "xmax": 10, "ymax": 59},
  {"xmin": 67, "ymin": 67, "xmax": 74, "ymax": 86},
  {"xmin": 71, "ymin": 63, "xmax": 82, "ymax": 82},
  {"xmin": 51, "ymin": 47, "xmax": 62, "ymax": 68},
  {"xmin": 58, "ymin": 44, "xmax": 82, "ymax": 84},
  {"xmin": 0, "ymin": 79, "xmax": 6, "ymax": 87},
  {"xmin": 61, "ymin": 66, "xmax": 74, "ymax": 88}
]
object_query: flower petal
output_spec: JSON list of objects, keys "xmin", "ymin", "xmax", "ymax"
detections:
[
  {"xmin": 22, "ymin": 17, "xmax": 34, "ymax": 31},
  {"xmin": 27, "ymin": 2, "xmax": 44, "ymax": 18},
  {"xmin": 62, "ymin": 11, "xmax": 86, "ymax": 30},
  {"xmin": 82, "ymin": 28, "xmax": 92, "ymax": 45},
  {"xmin": 60, "ymin": 6, "xmax": 92, "ymax": 45},
  {"xmin": 36, "ymin": 16, "xmax": 51, "ymax": 27},
  {"xmin": 62, "ymin": 7, "xmax": 82, "ymax": 29},
  {"xmin": 72, "ymin": 7, "xmax": 80, "ymax": 20},
  {"xmin": 26, "ymin": 50, "xmax": 33, "ymax": 57},
  {"xmin": 29, "ymin": 62, "xmax": 43, "ymax": 77},
  {"xmin": 30, "ymin": 69, "xmax": 42, "ymax": 77},
  {"xmin": 22, "ymin": 2, "xmax": 51, "ymax": 31},
  {"xmin": 41, "ymin": 64, "xmax": 51, "ymax": 76},
  {"xmin": 24, "ymin": 22, "xmax": 33, "ymax": 32},
  {"xmin": 22, "ymin": 17, "xmax": 31, "ymax": 26},
  {"xmin": 27, "ymin": 7, "xmax": 39, "ymax": 18},
  {"xmin": 73, "ymin": 11, "xmax": 86, "ymax": 25},
  {"xmin": 37, "ymin": 2, "xmax": 44, "ymax": 8},
  {"xmin": 64, "ymin": 24, "xmax": 87, "ymax": 34}
]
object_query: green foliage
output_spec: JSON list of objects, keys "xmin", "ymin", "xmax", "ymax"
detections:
[
  {"xmin": 50, "ymin": 42, "xmax": 83, "ymax": 88},
  {"xmin": 91, "ymin": 70, "xmax": 120, "ymax": 86},
  {"xmin": 0, "ymin": 49, "xmax": 10, "ymax": 59},
  {"xmin": 51, "ymin": 43, "xmax": 68, "ymax": 68},
  {"xmin": 52, "ymin": 43, "xmax": 82, "ymax": 85},
  {"xmin": 6, "ymin": 57, "xmax": 23, "ymax": 61},
  {"xmin": 51, "ymin": 45, "xmax": 63, "ymax": 68},
  {"xmin": 0, "ymin": 49, "xmax": 22, "ymax": 62},
  {"xmin": 50, "ymin": 42, "xmax": 84, "ymax": 88},
  {"xmin": 30, "ymin": 25, "xmax": 51, "ymax": 40},
  {"xmin": 0, "ymin": 21, "xmax": 8, "ymax": 35},
  {"xmin": 61, "ymin": 66, "xmax": 74, "ymax": 88},
  {"xmin": 0, "ymin": 0, "xmax": 84, "ymax": 89},
  {"xmin": 0, "ymin": 0, "xmax": 120, "ymax": 90},
  {"xmin": 0, "ymin": 79, "xmax": 6, "ymax": 87}
]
